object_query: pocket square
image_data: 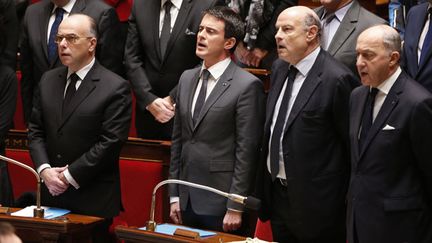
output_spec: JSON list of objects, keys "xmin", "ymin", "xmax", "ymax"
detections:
[
  {"xmin": 185, "ymin": 28, "xmax": 196, "ymax": 36},
  {"xmin": 382, "ymin": 124, "xmax": 395, "ymax": 130}
]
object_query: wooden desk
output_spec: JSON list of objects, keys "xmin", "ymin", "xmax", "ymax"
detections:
[
  {"xmin": 115, "ymin": 225, "xmax": 246, "ymax": 243},
  {"xmin": 0, "ymin": 208, "xmax": 103, "ymax": 243}
]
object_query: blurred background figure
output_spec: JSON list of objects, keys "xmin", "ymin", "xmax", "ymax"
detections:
[
  {"xmin": 0, "ymin": 222, "xmax": 22, "ymax": 243},
  {"xmin": 389, "ymin": 0, "xmax": 427, "ymax": 39}
]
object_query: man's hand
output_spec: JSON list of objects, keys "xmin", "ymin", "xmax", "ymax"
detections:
[
  {"xmin": 147, "ymin": 97, "xmax": 175, "ymax": 123},
  {"xmin": 222, "ymin": 209, "xmax": 242, "ymax": 232},
  {"xmin": 169, "ymin": 202, "xmax": 183, "ymax": 224},
  {"xmin": 40, "ymin": 166, "xmax": 69, "ymax": 196},
  {"xmin": 244, "ymin": 47, "xmax": 268, "ymax": 67}
]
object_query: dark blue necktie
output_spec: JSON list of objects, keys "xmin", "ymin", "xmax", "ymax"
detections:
[
  {"xmin": 419, "ymin": 8, "xmax": 432, "ymax": 66},
  {"xmin": 192, "ymin": 69, "xmax": 210, "ymax": 125},
  {"xmin": 359, "ymin": 88, "xmax": 379, "ymax": 150},
  {"xmin": 48, "ymin": 8, "xmax": 65, "ymax": 63},
  {"xmin": 270, "ymin": 66, "xmax": 298, "ymax": 181}
]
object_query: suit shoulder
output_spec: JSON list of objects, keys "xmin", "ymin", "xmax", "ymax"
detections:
[
  {"xmin": 84, "ymin": 0, "xmax": 112, "ymax": 11},
  {"xmin": 25, "ymin": 1, "xmax": 48, "ymax": 16},
  {"xmin": 409, "ymin": 2, "xmax": 428, "ymax": 15},
  {"xmin": 403, "ymin": 76, "xmax": 432, "ymax": 102},
  {"xmin": 357, "ymin": 6, "xmax": 387, "ymax": 25}
]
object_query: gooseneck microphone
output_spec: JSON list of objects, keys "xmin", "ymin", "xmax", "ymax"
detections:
[
  {"xmin": 0, "ymin": 155, "xmax": 44, "ymax": 218},
  {"xmin": 146, "ymin": 179, "xmax": 261, "ymax": 231}
]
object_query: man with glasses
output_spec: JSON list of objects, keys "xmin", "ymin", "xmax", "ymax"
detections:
[
  {"xmin": 28, "ymin": 14, "xmax": 131, "ymax": 243},
  {"xmin": 20, "ymin": 0, "xmax": 124, "ymax": 125}
]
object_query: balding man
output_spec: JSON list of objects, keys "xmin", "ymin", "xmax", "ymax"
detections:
[
  {"xmin": 28, "ymin": 14, "xmax": 131, "ymax": 242},
  {"xmin": 255, "ymin": 6, "xmax": 357, "ymax": 243},
  {"xmin": 348, "ymin": 25, "xmax": 432, "ymax": 243}
]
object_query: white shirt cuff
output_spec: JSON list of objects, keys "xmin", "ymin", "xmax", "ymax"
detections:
[
  {"xmin": 37, "ymin": 163, "xmax": 51, "ymax": 174},
  {"xmin": 170, "ymin": 197, "xmax": 179, "ymax": 204},
  {"xmin": 63, "ymin": 169, "xmax": 80, "ymax": 189}
]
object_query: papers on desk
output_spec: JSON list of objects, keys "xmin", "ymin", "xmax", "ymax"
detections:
[
  {"xmin": 139, "ymin": 223, "xmax": 216, "ymax": 237},
  {"xmin": 11, "ymin": 206, "xmax": 70, "ymax": 219}
]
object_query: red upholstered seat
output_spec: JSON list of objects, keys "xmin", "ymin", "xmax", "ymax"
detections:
[
  {"xmin": 5, "ymin": 150, "xmax": 37, "ymax": 199},
  {"xmin": 254, "ymin": 219, "xmax": 273, "ymax": 241}
]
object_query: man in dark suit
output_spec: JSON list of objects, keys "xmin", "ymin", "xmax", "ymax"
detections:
[
  {"xmin": 255, "ymin": 6, "xmax": 357, "ymax": 243},
  {"xmin": 21, "ymin": 0, "xmax": 124, "ymax": 124},
  {"xmin": 124, "ymin": 0, "xmax": 221, "ymax": 140},
  {"xmin": 348, "ymin": 24, "xmax": 432, "ymax": 243},
  {"xmin": 169, "ymin": 6, "xmax": 265, "ymax": 233},
  {"xmin": 0, "ymin": 0, "xmax": 18, "ymax": 69},
  {"xmin": 315, "ymin": 0, "xmax": 386, "ymax": 74},
  {"xmin": 28, "ymin": 14, "xmax": 131, "ymax": 242},
  {"xmin": 402, "ymin": 1, "xmax": 432, "ymax": 92}
]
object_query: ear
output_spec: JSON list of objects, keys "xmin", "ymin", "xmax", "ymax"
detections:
[
  {"xmin": 389, "ymin": 51, "xmax": 400, "ymax": 67},
  {"xmin": 224, "ymin": 37, "xmax": 236, "ymax": 51},
  {"xmin": 89, "ymin": 37, "xmax": 97, "ymax": 52},
  {"xmin": 306, "ymin": 25, "xmax": 319, "ymax": 43}
]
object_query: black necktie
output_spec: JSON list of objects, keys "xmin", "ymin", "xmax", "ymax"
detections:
[
  {"xmin": 160, "ymin": 0, "xmax": 172, "ymax": 58},
  {"xmin": 192, "ymin": 69, "xmax": 211, "ymax": 125},
  {"xmin": 63, "ymin": 73, "xmax": 79, "ymax": 114},
  {"xmin": 270, "ymin": 66, "xmax": 298, "ymax": 181},
  {"xmin": 48, "ymin": 8, "xmax": 65, "ymax": 63},
  {"xmin": 359, "ymin": 87, "xmax": 379, "ymax": 149},
  {"xmin": 420, "ymin": 8, "xmax": 432, "ymax": 65}
]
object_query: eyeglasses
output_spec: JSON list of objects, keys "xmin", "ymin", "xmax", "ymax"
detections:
[{"xmin": 54, "ymin": 34, "xmax": 93, "ymax": 44}]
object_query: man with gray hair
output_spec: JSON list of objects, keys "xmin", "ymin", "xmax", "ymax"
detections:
[
  {"xmin": 348, "ymin": 24, "xmax": 432, "ymax": 243},
  {"xmin": 255, "ymin": 6, "xmax": 357, "ymax": 243}
]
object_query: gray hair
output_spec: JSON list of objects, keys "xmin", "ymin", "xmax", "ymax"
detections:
[{"xmin": 302, "ymin": 11, "xmax": 321, "ymax": 38}]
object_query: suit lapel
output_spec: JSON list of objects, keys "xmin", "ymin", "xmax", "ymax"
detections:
[
  {"xmin": 350, "ymin": 87, "xmax": 368, "ymax": 163},
  {"xmin": 163, "ymin": 0, "xmax": 193, "ymax": 61},
  {"xmin": 327, "ymin": 1, "xmax": 358, "ymax": 55},
  {"xmin": 187, "ymin": 70, "xmax": 201, "ymax": 131},
  {"xmin": 193, "ymin": 62, "xmax": 234, "ymax": 130},
  {"xmin": 54, "ymin": 68, "xmax": 68, "ymax": 132},
  {"xmin": 70, "ymin": 0, "xmax": 85, "ymax": 14},
  {"xmin": 59, "ymin": 62, "xmax": 98, "ymax": 129},
  {"xmin": 284, "ymin": 51, "xmax": 324, "ymax": 132},
  {"xmin": 152, "ymin": 1, "xmax": 163, "ymax": 62},
  {"xmin": 359, "ymin": 75, "xmax": 404, "ymax": 158},
  {"xmin": 41, "ymin": 1, "xmax": 54, "ymax": 64}
]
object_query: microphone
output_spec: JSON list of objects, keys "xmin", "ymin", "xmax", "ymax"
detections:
[
  {"xmin": 146, "ymin": 179, "xmax": 261, "ymax": 231},
  {"xmin": 0, "ymin": 155, "xmax": 44, "ymax": 218}
]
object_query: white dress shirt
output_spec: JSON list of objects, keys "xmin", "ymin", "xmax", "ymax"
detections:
[
  {"xmin": 267, "ymin": 47, "xmax": 321, "ymax": 179},
  {"xmin": 321, "ymin": 1, "xmax": 353, "ymax": 50},
  {"xmin": 159, "ymin": 0, "xmax": 183, "ymax": 36},
  {"xmin": 47, "ymin": 0, "xmax": 76, "ymax": 43}
]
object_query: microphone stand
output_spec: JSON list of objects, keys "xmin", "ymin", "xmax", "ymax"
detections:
[
  {"xmin": 0, "ymin": 155, "xmax": 44, "ymax": 218},
  {"xmin": 146, "ymin": 179, "xmax": 259, "ymax": 231}
]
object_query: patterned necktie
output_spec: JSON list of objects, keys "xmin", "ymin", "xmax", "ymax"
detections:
[
  {"xmin": 192, "ymin": 69, "xmax": 211, "ymax": 125},
  {"xmin": 420, "ymin": 8, "xmax": 432, "ymax": 65},
  {"xmin": 48, "ymin": 7, "xmax": 65, "ymax": 63},
  {"xmin": 160, "ymin": 0, "xmax": 173, "ymax": 58},
  {"xmin": 270, "ymin": 66, "xmax": 298, "ymax": 181},
  {"xmin": 359, "ymin": 87, "xmax": 379, "ymax": 150},
  {"xmin": 63, "ymin": 73, "xmax": 79, "ymax": 114}
]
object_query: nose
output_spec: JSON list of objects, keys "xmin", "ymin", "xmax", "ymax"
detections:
[
  {"xmin": 275, "ymin": 27, "xmax": 282, "ymax": 42},
  {"xmin": 356, "ymin": 55, "xmax": 364, "ymax": 68},
  {"xmin": 58, "ymin": 37, "xmax": 68, "ymax": 48}
]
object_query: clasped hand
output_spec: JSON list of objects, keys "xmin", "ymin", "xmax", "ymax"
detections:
[{"xmin": 40, "ymin": 166, "xmax": 69, "ymax": 196}]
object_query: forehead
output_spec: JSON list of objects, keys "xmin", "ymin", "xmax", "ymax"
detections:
[
  {"xmin": 276, "ymin": 10, "xmax": 302, "ymax": 28},
  {"xmin": 356, "ymin": 34, "xmax": 384, "ymax": 52},
  {"xmin": 200, "ymin": 14, "xmax": 225, "ymax": 30}
]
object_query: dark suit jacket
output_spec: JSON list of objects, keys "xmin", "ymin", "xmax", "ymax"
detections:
[
  {"xmin": 169, "ymin": 61, "xmax": 265, "ymax": 215},
  {"xmin": 315, "ymin": 0, "xmax": 386, "ymax": 74},
  {"xmin": 0, "ymin": 65, "xmax": 17, "ymax": 206},
  {"xmin": 256, "ymin": 50, "xmax": 357, "ymax": 240},
  {"xmin": 28, "ymin": 61, "xmax": 131, "ymax": 218},
  {"xmin": 124, "ymin": 0, "xmax": 220, "ymax": 138},
  {"xmin": 347, "ymin": 71, "xmax": 432, "ymax": 243},
  {"xmin": 0, "ymin": 0, "xmax": 18, "ymax": 69},
  {"xmin": 402, "ymin": 2, "xmax": 432, "ymax": 92},
  {"xmin": 21, "ymin": 0, "xmax": 124, "ymax": 123}
]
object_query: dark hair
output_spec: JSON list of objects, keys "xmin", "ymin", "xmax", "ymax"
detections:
[{"xmin": 202, "ymin": 6, "xmax": 245, "ymax": 53}]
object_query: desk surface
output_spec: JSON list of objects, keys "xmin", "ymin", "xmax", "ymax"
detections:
[{"xmin": 116, "ymin": 224, "xmax": 246, "ymax": 243}]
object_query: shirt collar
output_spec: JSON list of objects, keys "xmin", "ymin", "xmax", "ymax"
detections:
[
  {"xmin": 294, "ymin": 47, "xmax": 321, "ymax": 77},
  {"xmin": 201, "ymin": 58, "xmax": 231, "ymax": 80},
  {"xmin": 67, "ymin": 58, "xmax": 96, "ymax": 81},
  {"xmin": 161, "ymin": 0, "xmax": 182, "ymax": 10},
  {"xmin": 375, "ymin": 67, "xmax": 401, "ymax": 95},
  {"xmin": 52, "ymin": 0, "xmax": 76, "ymax": 14}
]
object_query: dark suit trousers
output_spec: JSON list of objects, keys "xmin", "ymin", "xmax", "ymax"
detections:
[
  {"xmin": 91, "ymin": 218, "xmax": 114, "ymax": 243},
  {"xmin": 270, "ymin": 180, "xmax": 346, "ymax": 243},
  {"xmin": 136, "ymin": 110, "xmax": 173, "ymax": 140}
]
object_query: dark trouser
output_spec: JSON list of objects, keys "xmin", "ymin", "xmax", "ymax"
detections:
[
  {"xmin": 135, "ymin": 110, "xmax": 173, "ymax": 140},
  {"xmin": 91, "ymin": 218, "xmax": 114, "ymax": 243},
  {"xmin": 0, "ymin": 154, "xmax": 14, "ymax": 207},
  {"xmin": 270, "ymin": 180, "xmax": 346, "ymax": 243}
]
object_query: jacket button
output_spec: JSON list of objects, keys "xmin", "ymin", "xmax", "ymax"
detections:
[{"xmin": 56, "ymin": 154, "xmax": 62, "ymax": 159}]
